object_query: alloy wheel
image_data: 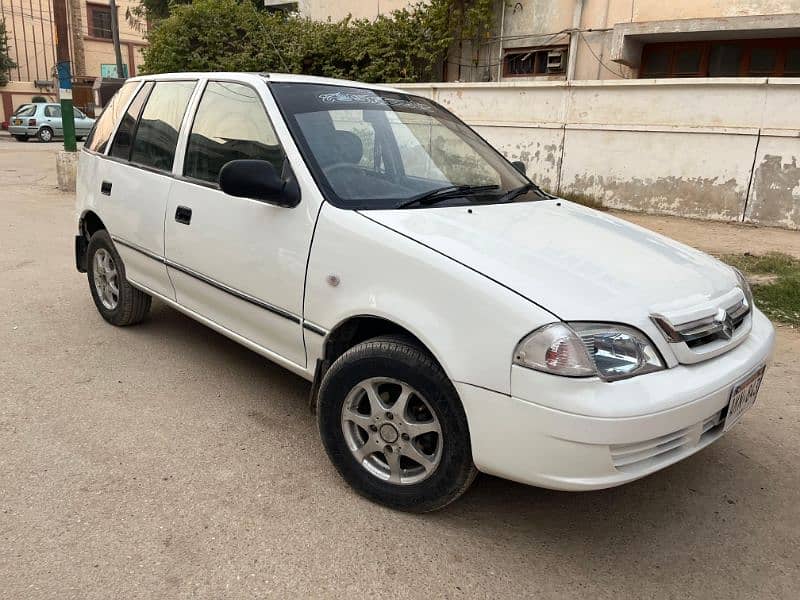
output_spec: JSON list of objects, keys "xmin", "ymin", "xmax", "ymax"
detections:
[
  {"xmin": 340, "ymin": 377, "xmax": 443, "ymax": 485},
  {"xmin": 92, "ymin": 248, "xmax": 120, "ymax": 310}
]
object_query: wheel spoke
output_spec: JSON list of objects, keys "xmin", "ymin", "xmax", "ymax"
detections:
[
  {"xmin": 405, "ymin": 420, "xmax": 441, "ymax": 438},
  {"xmin": 384, "ymin": 450, "xmax": 402, "ymax": 484},
  {"xmin": 392, "ymin": 384, "xmax": 413, "ymax": 417},
  {"xmin": 342, "ymin": 406, "xmax": 373, "ymax": 431},
  {"xmin": 352, "ymin": 442, "xmax": 374, "ymax": 464},
  {"xmin": 363, "ymin": 381, "xmax": 386, "ymax": 415},
  {"xmin": 399, "ymin": 443, "xmax": 436, "ymax": 472}
]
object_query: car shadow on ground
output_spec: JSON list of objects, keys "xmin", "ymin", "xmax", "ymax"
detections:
[{"xmin": 126, "ymin": 299, "xmax": 777, "ymax": 559}]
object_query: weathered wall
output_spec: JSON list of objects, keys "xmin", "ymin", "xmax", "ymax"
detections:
[{"xmin": 397, "ymin": 78, "xmax": 800, "ymax": 229}]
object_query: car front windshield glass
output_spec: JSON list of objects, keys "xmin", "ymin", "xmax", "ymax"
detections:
[{"xmin": 270, "ymin": 83, "xmax": 540, "ymax": 209}]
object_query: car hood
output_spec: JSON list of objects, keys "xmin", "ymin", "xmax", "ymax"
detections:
[{"xmin": 360, "ymin": 199, "xmax": 738, "ymax": 323}]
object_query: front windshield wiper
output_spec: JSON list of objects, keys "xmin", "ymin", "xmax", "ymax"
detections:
[
  {"xmin": 498, "ymin": 182, "xmax": 547, "ymax": 203},
  {"xmin": 397, "ymin": 184, "xmax": 500, "ymax": 209}
]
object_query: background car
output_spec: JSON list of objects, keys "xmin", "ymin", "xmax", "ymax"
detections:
[{"xmin": 8, "ymin": 103, "xmax": 95, "ymax": 143}]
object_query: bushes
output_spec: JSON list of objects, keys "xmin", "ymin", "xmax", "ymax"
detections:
[{"xmin": 141, "ymin": 0, "xmax": 491, "ymax": 83}]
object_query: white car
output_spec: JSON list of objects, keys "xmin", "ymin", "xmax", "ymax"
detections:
[{"xmin": 75, "ymin": 73, "xmax": 775, "ymax": 512}]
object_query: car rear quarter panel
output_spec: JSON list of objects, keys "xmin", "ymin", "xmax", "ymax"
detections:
[{"xmin": 304, "ymin": 204, "xmax": 557, "ymax": 394}]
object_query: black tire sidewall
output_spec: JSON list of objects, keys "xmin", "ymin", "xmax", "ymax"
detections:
[
  {"xmin": 318, "ymin": 339, "xmax": 476, "ymax": 512},
  {"xmin": 87, "ymin": 231, "xmax": 133, "ymax": 325}
]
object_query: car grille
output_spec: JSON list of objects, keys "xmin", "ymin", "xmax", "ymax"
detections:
[
  {"xmin": 650, "ymin": 290, "xmax": 752, "ymax": 364},
  {"xmin": 610, "ymin": 410, "xmax": 724, "ymax": 473}
]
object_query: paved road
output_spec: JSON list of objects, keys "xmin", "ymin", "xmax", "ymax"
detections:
[{"xmin": 1, "ymin": 134, "xmax": 799, "ymax": 599}]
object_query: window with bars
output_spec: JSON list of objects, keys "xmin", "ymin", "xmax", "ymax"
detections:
[
  {"xmin": 640, "ymin": 38, "xmax": 800, "ymax": 78},
  {"xmin": 88, "ymin": 3, "xmax": 113, "ymax": 40},
  {"xmin": 503, "ymin": 46, "xmax": 568, "ymax": 77}
]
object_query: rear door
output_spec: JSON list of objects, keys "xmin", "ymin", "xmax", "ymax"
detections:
[
  {"xmin": 98, "ymin": 79, "xmax": 198, "ymax": 299},
  {"xmin": 43, "ymin": 105, "xmax": 63, "ymax": 137},
  {"xmin": 164, "ymin": 78, "xmax": 317, "ymax": 368}
]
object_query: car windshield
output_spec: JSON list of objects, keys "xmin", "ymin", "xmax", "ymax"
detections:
[
  {"xmin": 13, "ymin": 104, "xmax": 36, "ymax": 117},
  {"xmin": 270, "ymin": 83, "xmax": 543, "ymax": 210}
]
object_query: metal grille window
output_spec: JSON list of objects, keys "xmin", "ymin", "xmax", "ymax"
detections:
[
  {"xmin": 503, "ymin": 47, "xmax": 568, "ymax": 77},
  {"xmin": 640, "ymin": 38, "xmax": 800, "ymax": 78},
  {"xmin": 88, "ymin": 4, "xmax": 113, "ymax": 39}
]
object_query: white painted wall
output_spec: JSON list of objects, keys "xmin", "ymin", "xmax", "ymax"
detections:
[{"xmin": 397, "ymin": 78, "xmax": 800, "ymax": 229}]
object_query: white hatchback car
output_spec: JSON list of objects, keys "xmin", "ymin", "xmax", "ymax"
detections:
[{"xmin": 75, "ymin": 73, "xmax": 775, "ymax": 512}]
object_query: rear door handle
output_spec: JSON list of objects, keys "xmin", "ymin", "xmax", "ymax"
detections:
[
  {"xmin": 175, "ymin": 205, "xmax": 192, "ymax": 225},
  {"xmin": 100, "ymin": 181, "xmax": 112, "ymax": 195}
]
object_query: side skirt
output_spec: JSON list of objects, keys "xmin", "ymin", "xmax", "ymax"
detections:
[{"xmin": 127, "ymin": 277, "xmax": 315, "ymax": 382}]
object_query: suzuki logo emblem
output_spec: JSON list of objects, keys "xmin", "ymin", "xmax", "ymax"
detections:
[{"xmin": 714, "ymin": 307, "xmax": 735, "ymax": 340}]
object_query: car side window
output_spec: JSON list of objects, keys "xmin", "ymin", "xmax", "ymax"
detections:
[
  {"xmin": 85, "ymin": 80, "xmax": 138, "ymax": 153},
  {"xmin": 44, "ymin": 105, "xmax": 61, "ymax": 118},
  {"xmin": 129, "ymin": 81, "xmax": 196, "ymax": 172},
  {"xmin": 184, "ymin": 81, "xmax": 285, "ymax": 184},
  {"xmin": 109, "ymin": 82, "xmax": 153, "ymax": 160}
]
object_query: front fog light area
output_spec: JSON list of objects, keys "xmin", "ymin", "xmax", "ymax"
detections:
[{"xmin": 514, "ymin": 322, "xmax": 665, "ymax": 381}]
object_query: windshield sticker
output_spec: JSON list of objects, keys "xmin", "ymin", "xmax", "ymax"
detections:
[{"xmin": 318, "ymin": 91, "xmax": 433, "ymax": 113}]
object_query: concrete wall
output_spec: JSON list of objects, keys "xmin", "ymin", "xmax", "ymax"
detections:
[{"xmin": 397, "ymin": 78, "xmax": 800, "ymax": 229}]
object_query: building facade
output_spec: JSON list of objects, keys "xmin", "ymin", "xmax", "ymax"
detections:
[
  {"xmin": 0, "ymin": 0, "xmax": 147, "ymax": 121},
  {"xmin": 271, "ymin": 0, "xmax": 800, "ymax": 83}
]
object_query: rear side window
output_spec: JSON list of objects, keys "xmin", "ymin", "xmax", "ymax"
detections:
[
  {"xmin": 44, "ymin": 105, "xmax": 61, "ymax": 118},
  {"xmin": 183, "ymin": 81, "xmax": 285, "ymax": 184},
  {"xmin": 14, "ymin": 104, "xmax": 36, "ymax": 117},
  {"xmin": 109, "ymin": 82, "xmax": 153, "ymax": 160},
  {"xmin": 130, "ymin": 81, "xmax": 196, "ymax": 172},
  {"xmin": 85, "ymin": 81, "xmax": 138, "ymax": 153}
]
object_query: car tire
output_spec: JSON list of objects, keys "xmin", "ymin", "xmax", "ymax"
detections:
[
  {"xmin": 13, "ymin": 135, "xmax": 28, "ymax": 142},
  {"xmin": 87, "ymin": 230, "xmax": 151, "ymax": 326},
  {"xmin": 317, "ymin": 335, "xmax": 478, "ymax": 512},
  {"xmin": 76, "ymin": 136, "xmax": 85, "ymax": 141},
  {"xmin": 37, "ymin": 127, "xmax": 53, "ymax": 142}
]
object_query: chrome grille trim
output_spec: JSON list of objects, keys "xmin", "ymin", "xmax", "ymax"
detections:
[{"xmin": 651, "ymin": 295, "xmax": 751, "ymax": 355}]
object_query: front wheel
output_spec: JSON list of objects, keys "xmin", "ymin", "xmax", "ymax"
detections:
[
  {"xmin": 87, "ymin": 230, "xmax": 151, "ymax": 326},
  {"xmin": 317, "ymin": 336, "xmax": 477, "ymax": 512}
]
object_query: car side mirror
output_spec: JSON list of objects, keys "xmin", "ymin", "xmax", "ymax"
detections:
[
  {"xmin": 218, "ymin": 159, "xmax": 300, "ymax": 208},
  {"xmin": 511, "ymin": 160, "xmax": 527, "ymax": 175}
]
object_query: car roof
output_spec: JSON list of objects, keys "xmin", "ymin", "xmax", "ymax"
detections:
[{"xmin": 126, "ymin": 72, "xmax": 408, "ymax": 95}]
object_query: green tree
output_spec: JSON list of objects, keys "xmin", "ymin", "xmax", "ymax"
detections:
[
  {"xmin": 140, "ymin": 0, "xmax": 492, "ymax": 84},
  {"xmin": 0, "ymin": 19, "xmax": 17, "ymax": 86}
]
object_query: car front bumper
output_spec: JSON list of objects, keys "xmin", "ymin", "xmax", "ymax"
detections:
[{"xmin": 458, "ymin": 307, "xmax": 776, "ymax": 491}]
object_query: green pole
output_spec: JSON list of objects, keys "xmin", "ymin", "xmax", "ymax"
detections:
[{"xmin": 56, "ymin": 60, "xmax": 76, "ymax": 152}]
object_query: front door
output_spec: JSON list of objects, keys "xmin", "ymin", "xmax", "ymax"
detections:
[{"xmin": 164, "ymin": 79, "xmax": 316, "ymax": 368}]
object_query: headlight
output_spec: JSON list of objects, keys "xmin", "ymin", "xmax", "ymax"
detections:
[
  {"xmin": 733, "ymin": 267, "xmax": 754, "ymax": 309},
  {"xmin": 514, "ymin": 322, "xmax": 665, "ymax": 381}
]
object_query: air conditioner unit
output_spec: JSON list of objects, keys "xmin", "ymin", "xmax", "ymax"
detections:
[{"xmin": 547, "ymin": 50, "xmax": 565, "ymax": 72}]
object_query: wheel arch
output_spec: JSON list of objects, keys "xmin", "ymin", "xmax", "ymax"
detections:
[
  {"xmin": 308, "ymin": 313, "xmax": 455, "ymax": 412},
  {"xmin": 75, "ymin": 210, "xmax": 107, "ymax": 273}
]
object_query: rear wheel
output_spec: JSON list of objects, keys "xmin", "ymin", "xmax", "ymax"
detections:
[
  {"xmin": 87, "ymin": 230, "xmax": 151, "ymax": 326},
  {"xmin": 317, "ymin": 336, "xmax": 477, "ymax": 512},
  {"xmin": 37, "ymin": 127, "xmax": 53, "ymax": 142}
]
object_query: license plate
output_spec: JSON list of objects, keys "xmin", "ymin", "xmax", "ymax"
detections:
[
  {"xmin": 724, "ymin": 365, "xmax": 765, "ymax": 432},
  {"xmin": 13, "ymin": 119, "xmax": 21, "ymax": 125}
]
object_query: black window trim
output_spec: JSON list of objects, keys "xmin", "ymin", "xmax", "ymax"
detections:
[
  {"xmin": 180, "ymin": 78, "xmax": 288, "ymax": 190},
  {"xmin": 83, "ymin": 79, "xmax": 145, "ymax": 158},
  {"xmin": 109, "ymin": 80, "xmax": 154, "ymax": 162},
  {"xmin": 84, "ymin": 78, "xmax": 200, "ymax": 179}
]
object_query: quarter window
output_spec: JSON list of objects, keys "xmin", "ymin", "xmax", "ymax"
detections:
[
  {"xmin": 129, "ymin": 81, "xmax": 196, "ymax": 172},
  {"xmin": 109, "ymin": 82, "xmax": 153, "ymax": 160},
  {"xmin": 184, "ymin": 81, "xmax": 285, "ymax": 184},
  {"xmin": 85, "ymin": 80, "xmax": 138, "ymax": 153}
]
